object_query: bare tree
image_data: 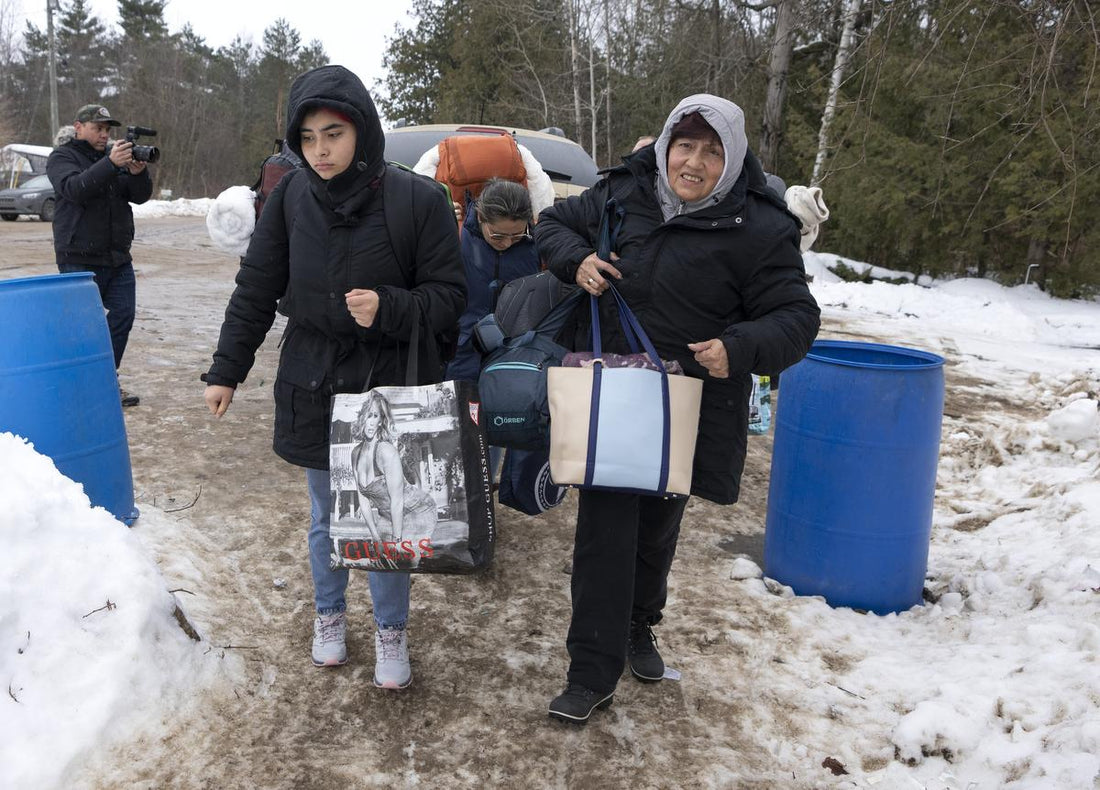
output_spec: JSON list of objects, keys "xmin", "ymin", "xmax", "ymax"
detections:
[
  {"xmin": 812, "ymin": 0, "xmax": 862, "ymax": 185},
  {"xmin": 566, "ymin": 0, "xmax": 584, "ymax": 144},
  {"xmin": 489, "ymin": 2, "xmax": 552, "ymax": 124},
  {"xmin": 0, "ymin": 0, "xmax": 17, "ymax": 68},
  {"xmin": 758, "ymin": 0, "xmax": 796, "ymax": 173},
  {"xmin": 604, "ymin": 0, "xmax": 612, "ymax": 166},
  {"xmin": 588, "ymin": 32, "xmax": 598, "ymax": 161},
  {"xmin": 0, "ymin": 0, "xmax": 21, "ymax": 145}
]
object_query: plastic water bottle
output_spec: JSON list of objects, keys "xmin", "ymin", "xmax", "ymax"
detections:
[{"xmin": 748, "ymin": 375, "xmax": 771, "ymax": 435}]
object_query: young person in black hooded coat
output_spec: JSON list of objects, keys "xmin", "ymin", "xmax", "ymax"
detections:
[{"xmin": 202, "ymin": 65, "xmax": 465, "ymax": 689}]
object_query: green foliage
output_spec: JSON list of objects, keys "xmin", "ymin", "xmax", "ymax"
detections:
[
  {"xmin": 809, "ymin": 0, "xmax": 1098, "ymax": 296},
  {"xmin": 377, "ymin": 0, "xmax": 462, "ymax": 125},
  {"xmin": 56, "ymin": 0, "xmax": 109, "ymax": 106},
  {"xmin": 117, "ymin": 0, "xmax": 169, "ymax": 40},
  {"xmin": 831, "ymin": 261, "xmax": 871, "ymax": 283}
]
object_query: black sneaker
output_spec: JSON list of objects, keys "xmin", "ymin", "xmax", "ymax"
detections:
[
  {"xmin": 120, "ymin": 388, "xmax": 140, "ymax": 407},
  {"xmin": 627, "ymin": 620, "xmax": 665, "ymax": 682},
  {"xmin": 548, "ymin": 683, "xmax": 614, "ymax": 724}
]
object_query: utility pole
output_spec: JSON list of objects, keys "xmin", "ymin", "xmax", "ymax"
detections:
[{"xmin": 47, "ymin": 0, "xmax": 60, "ymax": 137}]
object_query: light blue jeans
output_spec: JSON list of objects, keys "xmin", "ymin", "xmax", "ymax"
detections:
[{"xmin": 305, "ymin": 468, "xmax": 410, "ymax": 628}]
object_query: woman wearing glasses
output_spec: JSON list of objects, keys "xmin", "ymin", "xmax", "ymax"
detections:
[{"xmin": 445, "ymin": 177, "xmax": 540, "ymax": 382}]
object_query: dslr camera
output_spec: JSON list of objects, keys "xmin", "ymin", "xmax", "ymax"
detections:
[
  {"xmin": 125, "ymin": 125, "xmax": 161, "ymax": 163},
  {"xmin": 109, "ymin": 126, "xmax": 161, "ymax": 164}
]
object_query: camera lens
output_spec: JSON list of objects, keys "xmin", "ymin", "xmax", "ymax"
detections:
[{"xmin": 133, "ymin": 145, "xmax": 161, "ymax": 164}]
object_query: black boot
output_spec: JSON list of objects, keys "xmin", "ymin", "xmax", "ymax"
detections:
[
  {"xmin": 627, "ymin": 619, "xmax": 665, "ymax": 682},
  {"xmin": 548, "ymin": 683, "xmax": 614, "ymax": 724}
]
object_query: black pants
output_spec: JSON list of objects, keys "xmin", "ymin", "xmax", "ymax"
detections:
[{"xmin": 565, "ymin": 489, "xmax": 688, "ymax": 693}]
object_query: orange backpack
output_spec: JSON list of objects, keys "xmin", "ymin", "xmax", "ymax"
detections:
[{"xmin": 435, "ymin": 132, "xmax": 527, "ymax": 216}]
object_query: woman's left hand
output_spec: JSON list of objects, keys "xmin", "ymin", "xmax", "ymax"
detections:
[
  {"xmin": 576, "ymin": 252, "xmax": 621, "ymax": 295},
  {"xmin": 687, "ymin": 339, "xmax": 730, "ymax": 378},
  {"xmin": 345, "ymin": 289, "xmax": 380, "ymax": 328}
]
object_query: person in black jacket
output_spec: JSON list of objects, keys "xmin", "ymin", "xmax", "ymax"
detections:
[
  {"xmin": 535, "ymin": 94, "xmax": 820, "ymax": 724},
  {"xmin": 202, "ymin": 65, "xmax": 465, "ymax": 689},
  {"xmin": 46, "ymin": 104, "xmax": 153, "ymax": 407}
]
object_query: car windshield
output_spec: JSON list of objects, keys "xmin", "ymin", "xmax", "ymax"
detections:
[
  {"xmin": 21, "ymin": 175, "xmax": 51, "ymax": 189},
  {"xmin": 383, "ymin": 129, "xmax": 598, "ymax": 188}
]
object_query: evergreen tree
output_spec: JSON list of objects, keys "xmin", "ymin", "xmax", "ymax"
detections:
[
  {"xmin": 378, "ymin": 0, "xmax": 463, "ymax": 125},
  {"xmin": 115, "ymin": 0, "xmax": 168, "ymax": 40},
  {"xmin": 11, "ymin": 19, "xmax": 54, "ymax": 142},
  {"xmin": 55, "ymin": 0, "xmax": 108, "ymax": 121},
  {"xmin": 259, "ymin": 18, "xmax": 304, "ymax": 139}
]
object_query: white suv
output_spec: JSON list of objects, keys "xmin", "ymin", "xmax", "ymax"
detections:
[{"xmin": 383, "ymin": 123, "xmax": 599, "ymax": 201}]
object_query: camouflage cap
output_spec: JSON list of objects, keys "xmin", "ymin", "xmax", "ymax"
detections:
[{"xmin": 74, "ymin": 104, "xmax": 121, "ymax": 127}]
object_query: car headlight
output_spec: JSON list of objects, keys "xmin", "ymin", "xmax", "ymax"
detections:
[{"xmin": 22, "ymin": 192, "xmax": 40, "ymax": 200}]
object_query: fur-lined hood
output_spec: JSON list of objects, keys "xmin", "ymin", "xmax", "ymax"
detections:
[{"xmin": 53, "ymin": 125, "xmax": 76, "ymax": 147}]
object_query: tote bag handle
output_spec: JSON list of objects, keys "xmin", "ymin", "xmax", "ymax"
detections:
[
  {"xmin": 591, "ymin": 193, "xmax": 645, "ymax": 355},
  {"xmin": 361, "ymin": 298, "xmax": 438, "ymax": 393},
  {"xmin": 584, "ymin": 283, "xmax": 674, "ymax": 494}
]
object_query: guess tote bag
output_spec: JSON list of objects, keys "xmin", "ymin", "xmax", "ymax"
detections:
[{"xmin": 328, "ymin": 310, "xmax": 495, "ymax": 574}]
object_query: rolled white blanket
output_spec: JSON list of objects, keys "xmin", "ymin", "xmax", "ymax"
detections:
[
  {"xmin": 785, "ymin": 185, "xmax": 830, "ymax": 252},
  {"xmin": 206, "ymin": 185, "xmax": 256, "ymax": 257},
  {"xmin": 516, "ymin": 144, "xmax": 555, "ymax": 216},
  {"xmin": 412, "ymin": 146, "xmax": 440, "ymax": 179},
  {"xmin": 412, "ymin": 141, "xmax": 556, "ymax": 216}
]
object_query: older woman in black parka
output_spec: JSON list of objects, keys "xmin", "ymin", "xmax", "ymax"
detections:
[{"xmin": 535, "ymin": 94, "xmax": 820, "ymax": 724}]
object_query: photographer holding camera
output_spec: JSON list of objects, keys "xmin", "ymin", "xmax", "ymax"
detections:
[{"xmin": 47, "ymin": 104, "xmax": 154, "ymax": 407}]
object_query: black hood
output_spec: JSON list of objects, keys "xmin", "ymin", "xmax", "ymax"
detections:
[{"xmin": 284, "ymin": 65, "xmax": 385, "ymax": 208}]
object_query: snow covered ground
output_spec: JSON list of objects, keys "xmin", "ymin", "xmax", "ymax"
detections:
[{"xmin": 1, "ymin": 201, "xmax": 1098, "ymax": 789}]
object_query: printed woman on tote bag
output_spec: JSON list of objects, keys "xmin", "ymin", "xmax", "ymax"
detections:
[
  {"xmin": 202, "ymin": 65, "xmax": 465, "ymax": 689},
  {"xmin": 350, "ymin": 391, "xmax": 438, "ymax": 562},
  {"xmin": 534, "ymin": 94, "xmax": 821, "ymax": 723}
]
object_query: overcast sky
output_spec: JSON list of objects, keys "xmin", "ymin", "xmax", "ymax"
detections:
[{"xmin": 15, "ymin": 0, "xmax": 417, "ymax": 92}]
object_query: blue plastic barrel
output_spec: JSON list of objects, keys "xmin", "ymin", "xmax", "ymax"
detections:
[
  {"xmin": 763, "ymin": 340, "xmax": 944, "ymax": 614},
  {"xmin": 0, "ymin": 272, "xmax": 138, "ymax": 523}
]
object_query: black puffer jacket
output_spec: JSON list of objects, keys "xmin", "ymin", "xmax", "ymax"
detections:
[
  {"xmin": 46, "ymin": 139, "xmax": 152, "ymax": 267},
  {"xmin": 204, "ymin": 65, "xmax": 465, "ymax": 469},
  {"xmin": 534, "ymin": 146, "xmax": 820, "ymax": 504}
]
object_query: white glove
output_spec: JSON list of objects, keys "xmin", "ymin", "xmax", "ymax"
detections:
[{"xmin": 785, "ymin": 185, "xmax": 830, "ymax": 252}]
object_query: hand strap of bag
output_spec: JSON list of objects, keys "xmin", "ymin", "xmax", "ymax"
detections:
[
  {"xmin": 593, "ymin": 193, "xmax": 642, "ymax": 354},
  {"xmin": 584, "ymin": 282, "xmax": 673, "ymax": 495},
  {"xmin": 360, "ymin": 297, "xmax": 435, "ymax": 393}
]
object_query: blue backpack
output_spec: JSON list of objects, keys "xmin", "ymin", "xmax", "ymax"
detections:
[{"xmin": 476, "ymin": 288, "xmax": 584, "ymax": 449}]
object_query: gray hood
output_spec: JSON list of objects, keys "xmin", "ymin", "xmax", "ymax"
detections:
[{"xmin": 654, "ymin": 94, "xmax": 748, "ymax": 221}]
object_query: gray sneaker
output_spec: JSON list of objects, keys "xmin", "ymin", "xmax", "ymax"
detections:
[
  {"xmin": 374, "ymin": 626, "xmax": 412, "ymax": 689},
  {"xmin": 311, "ymin": 611, "xmax": 348, "ymax": 667}
]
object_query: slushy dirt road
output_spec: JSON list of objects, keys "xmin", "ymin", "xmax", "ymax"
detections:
[{"xmin": 0, "ymin": 216, "xmax": 1015, "ymax": 789}]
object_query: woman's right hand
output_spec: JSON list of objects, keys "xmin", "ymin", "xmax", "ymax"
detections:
[
  {"xmin": 204, "ymin": 384, "xmax": 235, "ymax": 417},
  {"xmin": 576, "ymin": 252, "xmax": 622, "ymax": 295}
]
